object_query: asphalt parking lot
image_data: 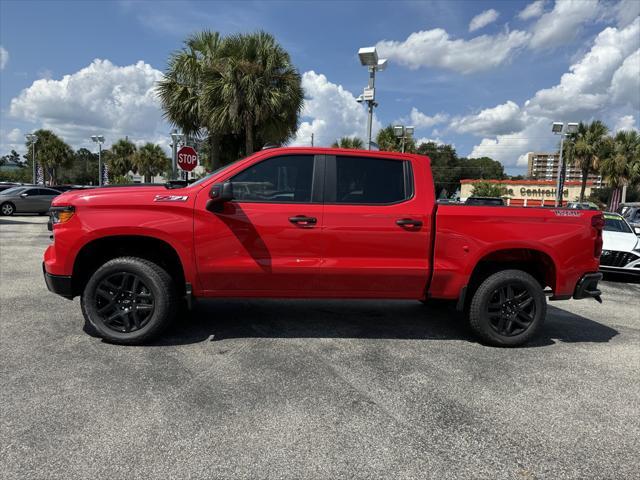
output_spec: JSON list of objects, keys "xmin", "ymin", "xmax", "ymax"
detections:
[{"xmin": 1, "ymin": 216, "xmax": 639, "ymax": 480}]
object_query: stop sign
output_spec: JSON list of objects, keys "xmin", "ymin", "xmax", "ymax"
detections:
[{"xmin": 177, "ymin": 146, "xmax": 198, "ymax": 172}]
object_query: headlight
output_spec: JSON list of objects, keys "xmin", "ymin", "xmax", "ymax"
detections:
[{"xmin": 49, "ymin": 205, "xmax": 75, "ymax": 225}]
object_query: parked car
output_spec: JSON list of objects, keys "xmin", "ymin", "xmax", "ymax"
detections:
[
  {"xmin": 0, "ymin": 182, "xmax": 19, "ymax": 193},
  {"xmin": 566, "ymin": 201, "xmax": 600, "ymax": 210},
  {"xmin": 464, "ymin": 196, "xmax": 505, "ymax": 206},
  {"xmin": 0, "ymin": 186, "xmax": 61, "ymax": 216},
  {"xmin": 599, "ymin": 212, "xmax": 640, "ymax": 275},
  {"xmin": 617, "ymin": 202, "xmax": 640, "ymax": 234},
  {"xmin": 44, "ymin": 147, "xmax": 604, "ymax": 347}
]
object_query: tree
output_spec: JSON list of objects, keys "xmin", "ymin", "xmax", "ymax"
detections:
[
  {"xmin": 471, "ymin": 181, "xmax": 507, "ymax": 197},
  {"xmin": 133, "ymin": 143, "xmax": 170, "ymax": 183},
  {"xmin": 376, "ymin": 125, "xmax": 416, "ymax": 153},
  {"xmin": 332, "ymin": 137, "xmax": 364, "ymax": 149},
  {"xmin": 205, "ymin": 31, "xmax": 304, "ymax": 157},
  {"xmin": 108, "ymin": 138, "xmax": 137, "ymax": 177},
  {"xmin": 565, "ymin": 120, "xmax": 609, "ymax": 202},
  {"xmin": 58, "ymin": 148, "xmax": 99, "ymax": 185},
  {"xmin": 158, "ymin": 30, "xmax": 303, "ymax": 169},
  {"xmin": 23, "ymin": 130, "xmax": 74, "ymax": 184},
  {"xmin": 599, "ymin": 130, "xmax": 640, "ymax": 208},
  {"xmin": 0, "ymin": 150, "xmax": 22, "ymax": 167}
]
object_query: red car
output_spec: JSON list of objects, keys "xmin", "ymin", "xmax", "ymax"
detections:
[{"xmin": 44, "ymin": 147, "xmax": 604, "ymax": 346}]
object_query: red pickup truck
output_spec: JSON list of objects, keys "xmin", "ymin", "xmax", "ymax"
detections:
[{"xmin": 44, "ymin": 147, "xmax": 604, "ymax": 346}]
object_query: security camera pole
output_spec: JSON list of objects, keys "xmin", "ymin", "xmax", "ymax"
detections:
[
  {"xmin": 25, "ymin": 134, "xmax": 37, "ymax": 184},
  {"xmin": 171, "ymin": 130, "xmax": 184, "ymax": 180},
  {"xmin": 393, "ymin": 125, "xmax": 415, "ymax": 153},
  {"xmin": 91, "ymin": 135, "xmax": 105, "ymax": 186},
  {"xmin": 358, "ymin": 47, "xmax": 387, "ymax": 150},
  {"xmin": 551, "ymin": 122, "xmax": 578, "ymax": 207}
]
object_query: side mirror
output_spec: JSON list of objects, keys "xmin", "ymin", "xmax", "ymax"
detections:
[{"xmin": 206, "ymin": 182, "xmax": 233, "ymax": 212}]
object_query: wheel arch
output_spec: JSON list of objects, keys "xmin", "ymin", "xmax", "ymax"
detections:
[{"xmin": 71, "ymin": 235, "xmax": 187, "ymax": 297}]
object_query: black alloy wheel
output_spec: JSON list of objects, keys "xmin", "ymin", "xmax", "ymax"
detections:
[
  {"xmin": 485, "ymin": 284, "xmax": 536, "ymax": 337},
  {"xmin": 94, "ymin": 272, "xmax": 155, "ymax": 333}
]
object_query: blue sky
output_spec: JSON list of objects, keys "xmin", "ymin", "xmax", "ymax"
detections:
[{"xmin": 1, "ymin": 0, "xmax": 638, "ymax": 173}]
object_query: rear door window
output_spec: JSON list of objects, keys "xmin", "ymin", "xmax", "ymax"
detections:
[{"xmin": 333, "ymin": 156, "xmax": 411, "ymax": 204}]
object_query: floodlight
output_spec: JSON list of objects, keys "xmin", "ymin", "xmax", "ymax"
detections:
[
  {"xmin": 551, "ymin": 122, "xmax": 564, "ymax": 133},
  {"xmin": 358, "ymin": 47, "xmax": 378, "ymax": 67},
  {"xmin": 566, "ymin": 122, "xmax": 579, "ymax": 134},
  {"xmin": 377, "ymin": 58, "xmax": 388, "ymax": 71},
  {"xmin": 405, "ymin": 126, "xmax": 415, "ymax": 136},
  {"xmin": 393, "ymin": 126, "xmax": 405, "ymax": 137}
]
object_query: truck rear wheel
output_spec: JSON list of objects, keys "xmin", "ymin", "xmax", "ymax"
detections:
[
  {"xmin": 81, "ymin": 257, "xmax": 177, "ymax": 344},
  {"xmin": 469, "ymin": 269, "xmax": 546, "ymax": 347}
]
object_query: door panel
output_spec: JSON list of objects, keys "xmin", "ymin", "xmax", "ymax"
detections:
[
  {"xmin": 319, "ymin": 155, "xmax": 433, "ymax": 298},
  {"xmin": 194, "ymin": 154, "xmax": 325, "ymax": 295}
]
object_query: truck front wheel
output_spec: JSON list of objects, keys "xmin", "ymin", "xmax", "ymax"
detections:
[
  {"xmin": 81, "ymin": 257, "xmax": 177, "ymax": 344},
  {"xmin": 469, "ymin": 269, "xmax": 546, "ymax": 347}
]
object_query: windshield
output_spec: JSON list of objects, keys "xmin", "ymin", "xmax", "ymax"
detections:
[
  {"xmin": 189, "ymin": 158, "xmax": 244, "ymax": 187},
  {"xmin": 604, "ymin": 214, "xmax": 632, "ymax": 233},
  {"xmin": 0, "ymin": 187, "xmax": 27, "ymax": 195}
]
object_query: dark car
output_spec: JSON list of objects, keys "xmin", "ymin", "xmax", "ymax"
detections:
[
  {"xmin": 465, "ymin": 196, "xmax": 505, "ymax": 206},
  {"xmin": 0, "ymin": 186, "xmax": 61, "ymax": 216},
  {"xmin": 0, "ymin": 182, "xmax": 19, "ymax": 193}
]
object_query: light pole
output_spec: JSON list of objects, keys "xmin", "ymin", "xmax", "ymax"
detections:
[
  {"xmin": 358, "ymin": 46, "xmax": 387, "ymax": 150},
  {"xmin": 171, "ymin": 130, "xmax": 184, "ymax": 180},
  {"xmin": 551, "ymin": 122, "xmax": 578, "ymax": 207},
  {"xmin": 91, "ymin": 135, "xmax": 105, "ymax": 186},
  {"xmin": 393, "ymin": 125, "xmax": 415, "ymax": 153},
  {"xmin": 25, "ymin": 134, "xmax": 37, "ymax": 184}
]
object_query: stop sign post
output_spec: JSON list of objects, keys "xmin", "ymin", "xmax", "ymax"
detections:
[{"xmin": 177, "ymin": 146, "xmax": 198, "ymax": 172}]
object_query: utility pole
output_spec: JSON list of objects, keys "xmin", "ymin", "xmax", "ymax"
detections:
[
  {"xmin": 91, "ymin": 135, "xmax": 105, "ymax": 186},
  {"xmin": 358, "ymin": 47, "xmax": 387, "ymax": 150},
  {"xmin": 311, "ymin": 133, "xmax": 314, "ymax": 147},
  {"xmin": 25, "ymin": 134, "xmax": 37, "ymax": 184}
]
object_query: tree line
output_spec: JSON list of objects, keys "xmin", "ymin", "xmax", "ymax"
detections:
[{"xmin": 0, "ymin": 130, "xmax": 170, "ymax": 185}]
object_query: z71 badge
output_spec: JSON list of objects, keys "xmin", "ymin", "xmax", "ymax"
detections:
[
  {"xmin": 154, "ymin": 195, "xmax": 189, "ymax": 202},
  {"xmin": 552, "ymin": 209, "xmax": 582, "ymax": 217}
]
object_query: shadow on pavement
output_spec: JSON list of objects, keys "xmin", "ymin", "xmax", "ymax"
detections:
[
  {"xmin": 602, "ymin": 271, "xmax": 640, "ymax": 284},
  {"xmin": 129, "ymin": 299, "xmax": 619, "ymax": 348}
]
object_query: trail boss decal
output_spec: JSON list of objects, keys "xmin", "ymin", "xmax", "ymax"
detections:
[
  {"xmin": 154, "ymin": 195, "xmax": 189, "ymax": 202},
  {"xmin": 553, "ymin": 210, "xmax": 582, "ymax": 217}
]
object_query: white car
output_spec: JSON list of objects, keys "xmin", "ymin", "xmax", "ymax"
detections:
[{"xmin": 600, "ymin": 212, "xmax": 640, "ymax": 275}]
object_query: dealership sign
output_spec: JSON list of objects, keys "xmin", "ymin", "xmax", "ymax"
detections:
[{"xmin": 177, "ymin": 146, "xmax": 198, "ymax": 172}]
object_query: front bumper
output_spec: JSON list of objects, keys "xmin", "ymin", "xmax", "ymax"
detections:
[
  {"xmin": 573, "ymin": 272, "xmax": 603, "ymax": 302},
  {"xmin": 43, "ymin": 262, "xmax": 74, "ymax": 299}
]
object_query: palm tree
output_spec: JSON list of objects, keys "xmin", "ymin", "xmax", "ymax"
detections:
[
  {"xmin": 133, "ymin": 143, "xmax": 170, "ymax": 183},
  {"xmin": 108, "ymin": 138, "xmax": 137, "ymax": 177},
  {"xmin": 332, "ymin": 137, "xmax": 364, "ymax": 149},
  {"xmin": 157, "ymin": 31, "xmax": 225, "ymax": 169},
  {"xmin": 204, "ymin": 31, "xmax": 304, "ymax": 157},
  {"xmin": 24, "ymin": 129, "xmax": 73, "ymax": 184},
  {"xmin": 566, "ymin": 120, "xmax": 609, "ymax": 202},
  {"xmin": 599, "ymin": 130, "xmax": 640, "ymax": 208},
  {"xmin": 375, "ymin": 125, "xmax": 416, "ymax": 153}
]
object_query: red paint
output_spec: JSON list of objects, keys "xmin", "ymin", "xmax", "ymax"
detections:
[{"xmin": 44, "ymin": 147, "xmax": 602, "ymax": 303}]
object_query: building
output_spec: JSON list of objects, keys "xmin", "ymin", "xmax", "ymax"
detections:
[
  {"xmin": 460, "ymin": 179, "xmax": 597, "ymax": 207},
  {"xmin": 526, "ymin": 152, "xmax": 604, "ymax": 186}
]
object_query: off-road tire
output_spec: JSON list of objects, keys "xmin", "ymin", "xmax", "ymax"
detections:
[
  {"xmin": 81, "ymin": 257, "xmax": 177, "ymax": 344},
  {"xmin": 469, "ymin": 269, "xmax": 546, "ymax": 347}
]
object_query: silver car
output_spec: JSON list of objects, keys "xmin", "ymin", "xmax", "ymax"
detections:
[{"xmin": 0, "ymin": 186, "xmax": 61, "ymax": 216}]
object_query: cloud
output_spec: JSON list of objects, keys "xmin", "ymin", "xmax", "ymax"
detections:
[
  {"xmin": 469, "ymin": 9, "xmax": 500, "ymax": 32},
  {"xmin": 9, "ymin": 59, "xmax": 169, "ymax": 150},
  {"xmin": 376, "ymin": 28, "xmax": 530, "ymax": 74},
  {"xmin": 291, "ymin": 71, "xmax": 381, "ymax": 147},
  {"xmin": 609, "ymin": 49, "xmax": 640, "ymax": 110},
  {"xmin": 0, "ymin": 46, "xmax": 8, "ymax": 70},
  {"xmin": 526, "ymin": 18, "xmax": 640, "ymax": 117},
  {"xmin": 6, "ymin": 128, "xmax": 21, "ymax": 142},
  {"xmin": 450, "ymin": 101, "xmax": 525, "ymax": 136},
  {"xmin": 616, "ymin": 0, "xmax": 640, "ymax": 28},
  {"xmin": 528, "ymin": 0, "xmax": 601, "ymax": 50},
  {"xmin": 614, "ymin": 115, "xmax": 638, "ymax": 132},
  {"xmin": 518, "ymin": 1, "xmax": 546, "ymax": 21},
  {"xmin": 406, "ymin": 108, "xmax": 448, "ymax": 129}
]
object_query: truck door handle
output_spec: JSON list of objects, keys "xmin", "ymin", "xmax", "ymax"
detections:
[
  {"xmin": 289, "ymin": 215, "xmax": 317, "ymax": 226},
  {"xmin": 396, "ymin": 218, "xmax": 423, "ymax": 227}
]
